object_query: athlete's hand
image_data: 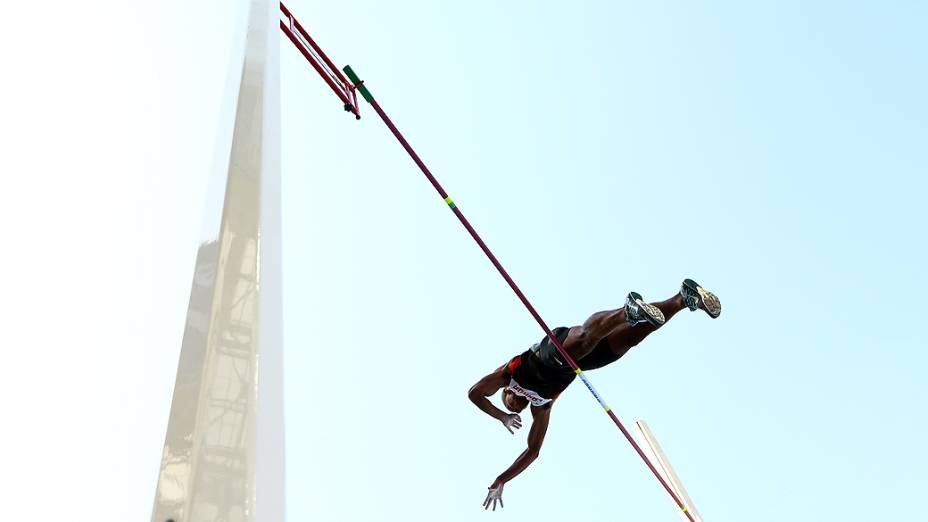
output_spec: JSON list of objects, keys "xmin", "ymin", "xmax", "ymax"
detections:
[
  {"xmin": 483, "ymin": 480, "xmax": 505, "ymax": 511},
  {"xmin": 500, "ymin": 413, "xmax": 522, "ymax": 434}
]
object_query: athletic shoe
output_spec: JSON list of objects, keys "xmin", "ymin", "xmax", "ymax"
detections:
[
  {"xmin": 625, "ymin": 292, "xmax": 666, "ymax": 327},
  {"xmin": 681, "ymin": 278, "xmax": 721, "ymax": 318}
]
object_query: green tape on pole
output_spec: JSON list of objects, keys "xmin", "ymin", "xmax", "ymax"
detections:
[{"xmin": 343, "ymin": 65, "xmax": 374, "ymax": 103}]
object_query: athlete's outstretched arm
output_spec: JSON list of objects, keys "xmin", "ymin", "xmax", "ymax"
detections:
[
  {"xmin": 468, "ymin": 365, "xmax": 522, "ymax": 432},
  {"xmin": 491, "ymin": 404, "xmax": 552, "ymax": 487}
]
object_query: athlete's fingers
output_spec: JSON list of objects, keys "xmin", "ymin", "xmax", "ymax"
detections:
[
  {"xmin": 499, "ymin": 498, "xmax": 504, "ymax": 509},
  {"xmin": 505, "ymin": 424, "xmax": 513, "ymax": 434}
]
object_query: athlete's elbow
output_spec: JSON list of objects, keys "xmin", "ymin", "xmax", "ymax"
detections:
[
  {"xmin": 526, "ymin": 447, "xmax": 541, "ymax": 460},
  {"xmin": 467, "ymin": 386, "xmax": 483, "ymax": 403}
]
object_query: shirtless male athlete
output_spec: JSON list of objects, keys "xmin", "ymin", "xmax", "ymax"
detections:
[{"xmin": 469, "ymin": 279, "xmax": 721, "ymax": 510}]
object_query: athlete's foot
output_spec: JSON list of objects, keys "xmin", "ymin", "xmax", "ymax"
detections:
[
  {"xmin": 680, "ymin": 279, "xmax": 721, "ymax": 318},
  {"xmin": 625, "ymin": 292, "xmax": 666, "ymax": 327}
]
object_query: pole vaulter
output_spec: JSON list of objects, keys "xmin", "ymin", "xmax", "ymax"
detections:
[{"xmin": 280, "ymin": 3, "xmax": 714, "ymax": 519}]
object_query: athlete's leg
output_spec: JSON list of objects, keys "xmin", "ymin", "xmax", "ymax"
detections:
[
  {"xmin": 604, "ymin": 293, "xmax": 686, "ymax": 356},
  {"xmin": 561, "ymin": 291, "xmax": 660, "ymax": 361},
  {"xmin": 603, "ymin": 278, "xmax": 721, "ymax": 358},
  {"xmin": 578, "ymin": 279, "xmax": 722, "ymax": 364},
  {"xmin": 563, "ymin": 279, "xmax": 721, "ymax": 363},
  {"xmin": 558, "ymin": 308, "xmax": 626, "ymax": 362},
  {"xmin": 563, "ymin": 291, "xmax": 672, "ymax": 361}
]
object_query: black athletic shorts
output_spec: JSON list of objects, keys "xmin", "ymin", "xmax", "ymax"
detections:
[
  {"xmin": 576, "ymin": 336, "xmax": 618, "ymax": 371},
  {"xmin": 505, "ymin": 327, "xmax": 576, "ymax": 401},
  {"xmin": 524, "ymin": 325, "xmax": 621, "ymax": 372}
]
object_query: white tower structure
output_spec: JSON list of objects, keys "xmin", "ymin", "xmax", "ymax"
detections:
[{"xmin": 151, "ymin": 0, "xmax": 284, "ymax": 520}]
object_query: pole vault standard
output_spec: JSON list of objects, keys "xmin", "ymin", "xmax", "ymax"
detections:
[{"xmin": 281, "ymin": 4, "xmax": 697, "ymax": 520}]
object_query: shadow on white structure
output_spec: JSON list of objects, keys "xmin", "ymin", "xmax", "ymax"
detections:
[{"xmin": 151, "ymin": 1, "xmax": 283, "ymax": 521}]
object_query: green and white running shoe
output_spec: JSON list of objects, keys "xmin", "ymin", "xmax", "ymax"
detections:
[
  {"xmin": 681, "ymin": 279, "xmax": 721, "ymax": 318},
  {"xmin": 625, "ymin": 292, "xmax": 666, "ymax": 327}
]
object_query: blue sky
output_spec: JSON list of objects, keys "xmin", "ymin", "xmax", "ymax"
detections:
[
  {"xmin": 279, "ymin": 1, "xmax": 926, "ymax": 520},
  {"xmin": 2, "ymin": 1, "xmax": 924, "ymax": 521}
]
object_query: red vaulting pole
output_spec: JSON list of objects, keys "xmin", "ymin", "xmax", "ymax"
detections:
[
  {"xmin": 276, "ymin": 3, "xmax": 700, "ymax": 517},
  {"xmin": 341, "ymin": 64, "xmax": 698, "ymax": 522}
]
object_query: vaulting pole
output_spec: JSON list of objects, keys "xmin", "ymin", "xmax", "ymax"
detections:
[
  {"xmin": 277, "ymin": 3, "xmax": 700, "ymax": 515},
  {"xmin": 343, "ymin": 65, "xmax": 699, "ymax": 522}
]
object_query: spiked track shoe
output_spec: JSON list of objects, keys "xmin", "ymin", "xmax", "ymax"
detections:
[
  {"xmin": 625, "ymin": 292, "xmax": 666, "ymax": 327},
  {"xmin": 681, "ymin": 279, "xmax": 721, "ymax": 318}
]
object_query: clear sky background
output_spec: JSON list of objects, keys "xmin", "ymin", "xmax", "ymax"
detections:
[{"xmin": 1, "ymin": 1, "xmax": 926, "ymax": 521}]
